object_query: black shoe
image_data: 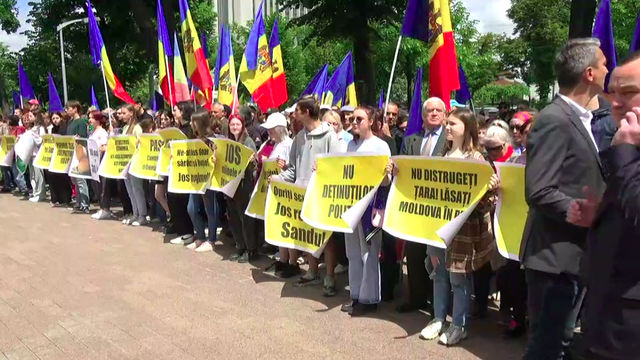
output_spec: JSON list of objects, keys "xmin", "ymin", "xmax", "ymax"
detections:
[
  {"xmin": 258, "ymin": 243, "xmax": 277, "ymax": 256},
  {"xmin": 503, "ymin": 320, "xmax": 526, "ymax": 338},
  {"xmin": 396, "ymin": 302, "xmax": 428, "ymax": 314},
  {"xmin": 341, "ymin": 299, "xmax": 358, "ymax": 313},
  {"xmin": 265, "ymin": 261, "xmax": 287, "ymax": 273},
  {"xmin": 0, "ymin": 188, "xmax": 11, "ymax": 193},
  {"xmin": 349, "ymin": 303, "xmax": 378, "ymax": 316},
  {"xmin": 279, "ymin": 263, "xmax": 300, "ymax": 279},
  {"xmin": 238, "ymin": 251, "xmax": 258, "ymax": 264},
  {"xmin": 229, "ymin": 250, "xmax": 245, "ymax": 262},
  {"xmin": 163, "ymin": 224, "xmax": 176, "ymax": 235}
]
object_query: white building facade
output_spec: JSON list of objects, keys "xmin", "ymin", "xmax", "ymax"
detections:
[{"xmin": 214, "ymin": 0, "xmax": 309, "ymax": 29}]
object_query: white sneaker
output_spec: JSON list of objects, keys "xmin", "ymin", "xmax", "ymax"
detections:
[
  {"xmin": 91, "ymin": 210, "xmax": 102, "ymax": 219},
  {"xmin": 92, "ymin": 210, "xmax": 112, "ymax": 220},
  {"xmin": 122, "ymin": 216, "xmax": 133, "ymax": 225},
  {"xmin": 335, "ymin": 264, "xmax": 348, "ymax": 275},
  {"xmin": 131, "ymin": 217, "xmax": 148, "ymax": 227},
  {"xmin": 28, "ymin": 197, "xmax": 41, "ymax": 203},
  {"xmin": 169, "ymin": 234, "xmax": 194, "ymax": 245},
  {"xmin": 195, "ymin": 242, "xmax": 214, "ymax": 252},
  {"xmin": 186, "ymin": 241, "xmax": 198, "ymax": 250},
  {"xmin": 438, "ymin": 325, "xmax": 467, "ymax": 346},
  {"xmin": 420, "ymin": 319, "xmax": 445, "ymax": 340}
]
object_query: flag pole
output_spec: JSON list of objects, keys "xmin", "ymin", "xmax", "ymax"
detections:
[
  {"xmin": 165, "ymin": 55, "xmax": 174, "ymax": 109},
  {"xmin": 99, "ymin": 61, "xmax": 112, "ymax": 120},
  {"xmin": 383, "ymin": 36, "xmax": 402, "ymax": 119}
]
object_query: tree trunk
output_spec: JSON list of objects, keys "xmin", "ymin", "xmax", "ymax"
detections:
[
  {"xmin": 353, "ymin": 34, "xmax": 376, "ymax": 105},
  {"xmin": 569, "ymin": 0, "xmax": 598, "ymax": 39},
  {"xmin": 163, "ymin": 0, "xmax": 176, "ymax": 40},
  {"xmin": 129, "ymin": 0, "xmax": 157, "ymax": 60}
]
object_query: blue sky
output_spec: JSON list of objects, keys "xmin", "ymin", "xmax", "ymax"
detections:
[{"xmin": 0, "ymin": 0, "xmax": 515, "ymax": 52}]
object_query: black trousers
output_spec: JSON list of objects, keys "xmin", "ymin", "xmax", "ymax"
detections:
[
  {"xmin": 497, "ymin": 259, "xmax": 527, "ymax": 323},
  {"xmin": 225, "ymin": 178, "xmax": 256, "ymax": 251},
  {"xmin": 404, "ymin": 240, "xmax": 433, "ymax": 306},
  {"xmin": 473, "ymin": 261, "xmax": 494, "ymax": 312},
  {"xmin": 167, "ymin": 192, "xmax": 193, "ymax": 236},
  {"xmin": 49, "ymin": 172, "xmax": 72, "ymax": 205},
  {"xmin": 381, "ymin": 231, "xmax": 400, "ymax": 301}
]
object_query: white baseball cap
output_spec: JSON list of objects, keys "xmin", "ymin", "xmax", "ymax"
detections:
[
  {"xmin": 320, "ymin": 104, "xmax": 331, "ymax": 111},
  {"xmin": 262, "ymin": 113, "xmax": 288, "ymax": 129},
  {"xmin": 284, "ymin": 103, "xmax": 297, "ymax": 114}
]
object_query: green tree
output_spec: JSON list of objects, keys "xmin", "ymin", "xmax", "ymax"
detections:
[
  {"xmin": 508, "ymin": 0, "xmax": 571, "ymax": 102},
  {"xmin": 611, "ymin": 0, "xmax": 640, "ymax": 58},
  {"xmin": 0, "ymin": 0, "xmax": 19, "ymax": 33},
  {"xmin": 278, "ymin": 0, "xmax": 406, "ymax": 104}
]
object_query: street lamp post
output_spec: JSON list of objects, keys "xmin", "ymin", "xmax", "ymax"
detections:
[{"xmin": 57, "ymin": 17, "xmax": 96, "ymax": 104}]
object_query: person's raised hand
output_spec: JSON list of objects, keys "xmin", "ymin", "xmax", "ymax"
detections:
[{"xmin": 613, "ymin": 107, "xmax": 640, "ymax": 147}]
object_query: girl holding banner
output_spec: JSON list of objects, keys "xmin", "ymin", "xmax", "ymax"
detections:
[
  {"xmin": 419, "ymin": 108, "xmax": 499, "ymax": 346},
  {"xmin": 121, "ymin": 104, "xmax": 148, "ymax": 227},
  {"xmin": 88, "ymin": 111, "xmax": 114, "ymax": 220},
  {"xmin": 340, "ymin": 106, "xmax": 393, "ymax": 316},
  {"xmin": 48, "ymin": 113, "xmax": 72, "ymax": 206},
  {"xmin": 27, "ymin": 111, "xmax": 47, "ymax": 203}
]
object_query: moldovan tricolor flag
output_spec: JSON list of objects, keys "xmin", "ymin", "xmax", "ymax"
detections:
[
  {"xmin": 179, "ymin": 0, "xmax": 213, "ymax": 107},
  {"xmin": 86, "ymin": 0, "xmax": 134, "ymax": 104},
  {"xmin": 401, "ymin": 0, "xmax": 459, "ymax": 110},
  {"xmin": 239, "ymin": 1, "xmax": 275, "ymax": 112},
  {"xmin": 269, "ymin": 17, "xmax": 288, "ymax": 108},
  {"xmin": 173, "ymin": 32, "xmax": 191, "ymax": 103},
  {"xmin": 215, "ymin": 25, "xmax": 236, "ymax": 107},
  {"xmin": 157, "ymin": 0, "xmax": 176, "ymax": 106}
]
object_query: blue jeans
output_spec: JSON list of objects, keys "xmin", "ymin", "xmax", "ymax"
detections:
[
  {"xmin": 187, "ymin": 190, "xmax": 218, "ymax": 243},
  {"xmin": 523, "ymin": 269, "xmax": 585, "ymax": 360},
  {"xmin": 428, "ymin": 247, "xmax": 472, "ymax": 327},
  {"xmin": 11, "ymin": 162, "xmax": 27, "ymax": 192},
  {"xmin": 72, "ymin": 177, "xmax": 89, "ymax": 209}
]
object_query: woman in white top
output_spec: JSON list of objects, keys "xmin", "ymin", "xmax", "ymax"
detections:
[
  {"xmin": 27, "ymin": 111, "xmax": 47, "ymax": 203},
  {"xmin": 88, "ymin": 111, "xmax": 115, "ymax": 220},
  {"xmin": 341, "ymin": 106, "xmax": 393, "ymax": 315}
]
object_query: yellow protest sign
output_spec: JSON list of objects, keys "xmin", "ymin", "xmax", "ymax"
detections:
[
  {"xmin": 383, "ymin": 157, "xmax": 494, "ymax": 249},
  {"xmin": 168, "ymin": 139, "xmax": 214, "ymax": 194},
  {"xmin": 98, "ymin": 135, "xmax": 137, "ymax": 179},
  {"xmin": 245, "ymin": 160, "xmax": 281, "ymax": 219},
  {"xmin": 0, "ymin": 135, "xmax": 16, "ymax": 166},
  {"xmin": 494, "ymin": 163, "xmax": 527, "ymax": 260},
  {"xmin": 156, "ymin": 128, "xmax": 187, "ymax": 176},
  {"xmin": 48, "ymin": 136, "xmax": 75, "ymax": 174},
  {"xmin": 128, "ymin": 134, "xmax": 163, "ymax": 180},
  {"xmin": 301, "ymin": 153, "xmax": 389, "ymax": 233},
  {"xmin": 209, "ymin": 138, "xmax": 254, "ymax": 197},
  {"xmin": 33, "ymin": 134, "xmax": 56, "ymax": 169},
  {"xmin": 265, "ymin": 179, "xmax": 332, "ymax": 258}
]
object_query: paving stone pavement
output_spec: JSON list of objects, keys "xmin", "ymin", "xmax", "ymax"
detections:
[{"xmin": 0, "ymin": 195, "xmax": 526, "ymax": 359}]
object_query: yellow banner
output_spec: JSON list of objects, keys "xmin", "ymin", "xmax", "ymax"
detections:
[
  {"xmin": 33, "ymin": 134, "xmax": 56, "ymax": 169},
  {"xmin": 48, "ymin": 136, "xmax": 75, "ymax": 174},
  {"xmin": 98, "ymin": 135, "xmax": 137, "ymax": 179},
  {"xmin": 128, "ymin": 134, "xmax": 163, "ymax": 180},
  {"xmin": 156, "ymin": 128, "xmax": 187, "ymax": 176},
  {"xmin": 494, "ymin": 163, "xmax": 527, "ymax": 260},
  {"xmin": 209, "ymin": 138, "xmax": 254, "ymax": 197},
  {"xmin": 0, "ymin": 135, "xmax": 16, "ymax": 166},
  {"xmin": 265, "ymin": 179, "xmax": 332, "ymax": 258},
  {"xmin": 383, "ymin": 157, "xmax": 494, "ymax": 248},
  {"xmin": 301, "ymin": 153, "xmax": 389, "ymax": 233},
  {"xmin": 245, "ymin": 160, "xmax": 281, "ymax": 219},
  {"xmin": 168, "ymin": 139, "xmax": 214, "ymax": 194}
]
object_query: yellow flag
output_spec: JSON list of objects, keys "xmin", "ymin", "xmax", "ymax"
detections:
[
  {"xmin": 265, "ymin": 179, "xmax": 332, "ymax": 258},
  {"xmin": 168, "ymin": 139, "xmax": 214, "ymax": 194},
  {"xmin": 383, "ymin": 157, "xmax": 494, "ymax": 248},
  {"xmin": 98, "ymin": 135, "xmax": 137, "ymax": 179},
  {"xmin": 48, "ymin": 136, "xmax": 75, "ymax": 174},
  {"xmin": 301, "ymin": 153, "xmax": 389, "ymax": 233},
  {"xmin": 245, "ymin": 159, "xmax": 281, "ymax": 219},
  {"xmin": 494, "ymin": 163, "xmax": 528, "ymax": 260},
  {"xmin": 128, "ymin": 134, "xmax": 163, "ymax": 180}
]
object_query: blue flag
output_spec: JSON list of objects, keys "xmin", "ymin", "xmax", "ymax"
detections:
[
  {"xmin": 401, "ymin": 0, "xmax": 430, "ymax": 42},
  {"xmin": 48, "ymin": 73, "xmax": 64, "ymax": 112},
  {"xmin": 405, "ymin": 67, "xmax": 423, "ymax": 138},
  {"xmin": 300, "ymin": 64, "xmax": 328, "ymax": 100},
  {"xmin": 91, "ymin": 86, "xmax": 100, "ymax": 111},
  {"xmin": 592, "ymin": 0, "xmax": 616, "ymax": 90},
  {"xmin": 12, "ymin": 91, "xmax": 20, "ymax": 110},
  {"xmin": 455, "ymin": 65, "xmax": 471, "ymax": 104},
  {"xmin": 631, "ymin": 10, "xmax": 640, "ymax": 53},
  {"xmin": 18, "ymin": 60, "xmax": 35, "ymax": 102},
  {"xmin": 378, "ymin": 89, "xmax": 384, "ymax": 109}
]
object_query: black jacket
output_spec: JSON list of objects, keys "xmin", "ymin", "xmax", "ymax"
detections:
[
  {"xmin": 521, "ymin": 96, "xmax": 606, "ymax": 276},
  {"xmin": 584, "ymin": 144, "xmax": 640, "ymax": 360},
  {"xmin": 591, "ymin": 96, "xmax": 617, "ymax": 152}
]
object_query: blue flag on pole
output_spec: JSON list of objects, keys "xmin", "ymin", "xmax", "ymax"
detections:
[
  {"xmin": 455, "ymin": 65, "xmax": 471, "ymax": 104},
  {"xmin": 405, "ymin": 67, "xmax": 423, "ymax": 138},
  {"xmin": 592, "ymin": 0, "xmax": 616, "ymax": 90},
  {"xmin": 48, "ymin": 73, "xmax": 64, "ymax": 112},
  {"xmin": 378, "ymin": 89, "xmax": 384, "ymax": 109},
  {"xmin": 91, "ymin": 86, "xmax": 100, "ymax": 111}
]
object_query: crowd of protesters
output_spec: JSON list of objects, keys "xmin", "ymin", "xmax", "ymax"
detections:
[{"xmin": 1, "ymin": 37, "xmax": 639, "ymax": 360}]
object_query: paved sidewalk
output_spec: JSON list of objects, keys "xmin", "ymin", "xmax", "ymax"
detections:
[{"xmin": 0, "ymin": 195, "xmax": 525, "ymax": 359}]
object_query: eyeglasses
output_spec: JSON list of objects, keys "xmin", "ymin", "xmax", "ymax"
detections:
[
  {"xmin": 485, "ymin": 144, "xmax": 505, "ymax": 152},
  {"xmin": 510, "ymin": 124, "xmax": 523, "ymax": 131},
  {"xmin": 354, "ymin": 116, "xmax": 366, "ymax": 123}
]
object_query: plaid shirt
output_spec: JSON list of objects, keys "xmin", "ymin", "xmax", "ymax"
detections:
[{"xmin": 445, "ymin": 150, "xmax": 496, "ymax": 274}]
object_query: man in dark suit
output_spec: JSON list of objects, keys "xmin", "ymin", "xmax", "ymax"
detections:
[
  {"xmin": 395, "ymin": 97, "xmax": 447, "ymax": 314},
  {"xmin": 521, "ymin": 38, "xmax": 608, "ymax": 360},
  {"xmin": 567, "ymin": 51, "xmax": 640, "ymax": 360}
]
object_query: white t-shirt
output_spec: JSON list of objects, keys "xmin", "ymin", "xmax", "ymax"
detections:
[
  {"xmin": 269, "ymin": 138, "xmax": 293, "ymax": 162},
  {"xmin": 346, "ymin": 135, "xmax": 391, "ymax": 156},
  {"xmin": 90, "ymin": 127, "xmax": 109, "ymax": 148}
]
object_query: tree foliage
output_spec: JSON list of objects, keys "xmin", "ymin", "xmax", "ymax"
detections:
[
  {"xmin": 475, "ymin": 83, "xmax": 530, "ymax": 105},
  {"xmin": 0, "ymin": 0, "xmax": 18, "ymax": 33}
]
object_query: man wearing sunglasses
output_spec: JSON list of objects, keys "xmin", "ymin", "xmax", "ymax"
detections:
[{"xmin": 395, "ymin": 97, "xmax": 447, "ymax": 315}]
